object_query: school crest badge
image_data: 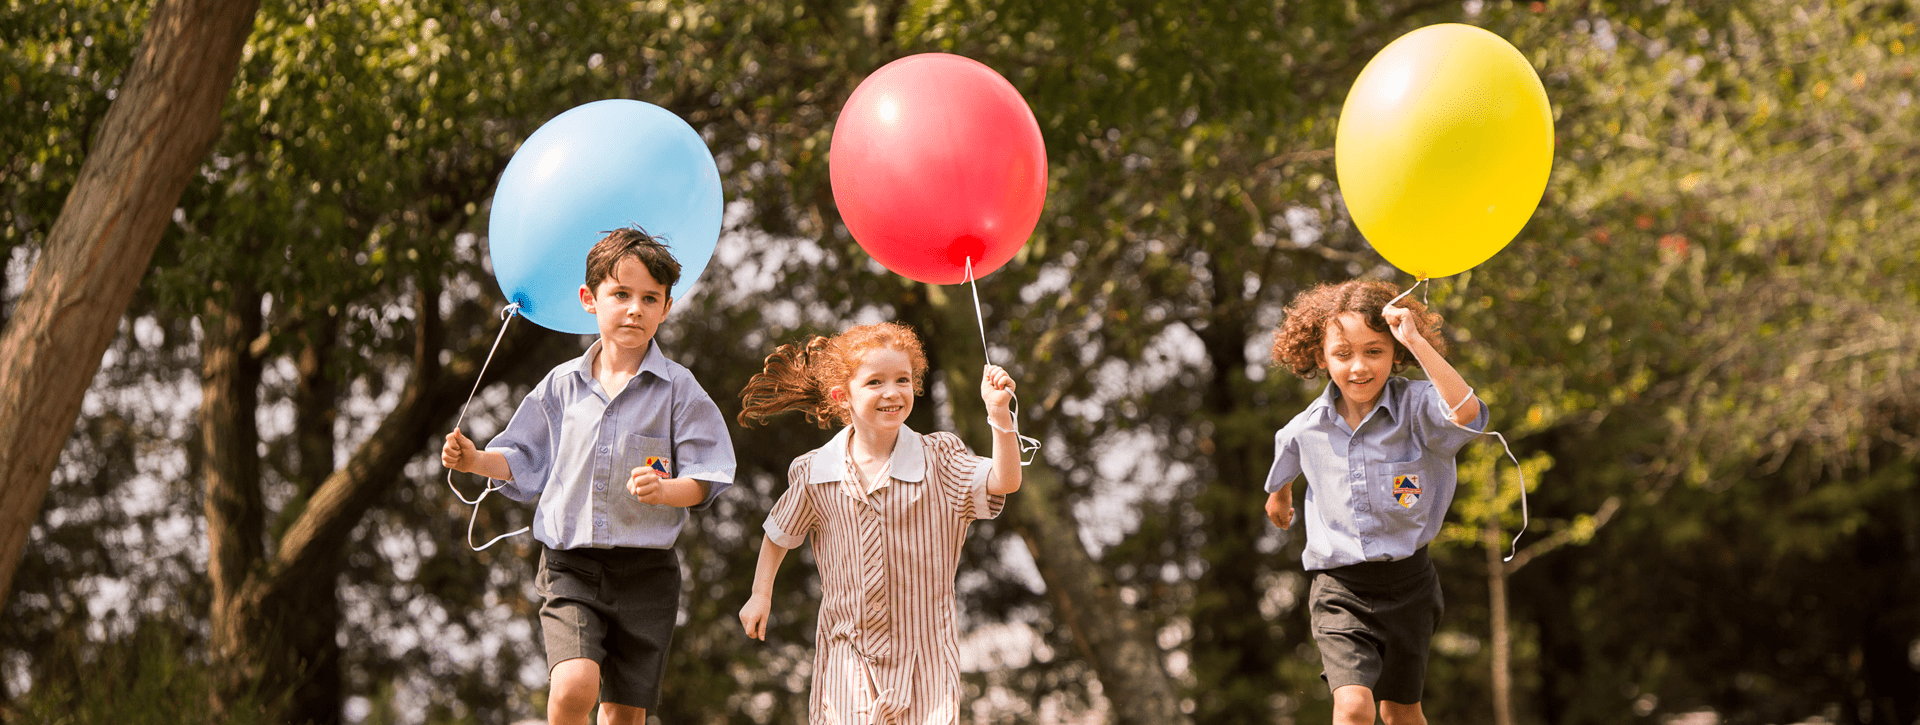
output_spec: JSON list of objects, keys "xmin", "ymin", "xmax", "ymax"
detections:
[
  {"xmin": 1393, "ymin": 474, "xmax": 1422, "ymax": 508},
  {"xmin": 644, "ymin": 456, "xmax": 670, "ymax": 474}
]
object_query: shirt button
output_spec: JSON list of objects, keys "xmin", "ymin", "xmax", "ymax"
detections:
[
  {"xmin": 600, "ymin": 446, "xmax": 610, "ymax": 453},
  {"xmin": 1358, "ymin": 504, "xmax": 1370, "ymax": 512}
]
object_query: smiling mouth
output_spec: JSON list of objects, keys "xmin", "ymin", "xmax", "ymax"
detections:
[{"xmin": 877, "ymin": 404, "xmax": 904, "ymax": 413}]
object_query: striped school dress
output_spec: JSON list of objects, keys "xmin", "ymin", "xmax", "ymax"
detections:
[{"xmin": 763, "ymin": 425, "xmax": 1006, "ymax": 724}]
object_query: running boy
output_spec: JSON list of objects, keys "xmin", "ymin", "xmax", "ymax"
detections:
[
  {"xmin": 1263, "ymin": 279, "xmax": 1486, "ymax": 725},
  {"xmin": 441, "ymin": 227, "xmax": 735, "ymax": 725}
]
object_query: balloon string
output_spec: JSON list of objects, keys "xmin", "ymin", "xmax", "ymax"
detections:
[
  {"xmin": 446, "ymin": 302, "xmax": 532, "ymax": 551},
  {"xmin": 1389, "ymin": 278, "xmax": 1529, "ymax": 562},
  {"xmin": 964, "ymin": 258, "xmax": 1042, "ymax": 466}
]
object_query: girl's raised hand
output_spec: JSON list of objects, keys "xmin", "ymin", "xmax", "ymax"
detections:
[
  {"xmin": 1382, "ymin": 304, "xmax": 1419, "ymax": 348},
  {"xmin": 981, "ymin": 364, "xmax": 1015, "ymax": 410}
]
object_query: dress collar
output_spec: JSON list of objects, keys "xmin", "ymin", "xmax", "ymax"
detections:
[{"xmin": 808, "ymin": 425, "xmax": 926, "ymax": 484}]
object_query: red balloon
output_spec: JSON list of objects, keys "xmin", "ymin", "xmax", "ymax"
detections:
[{"xmin": 830, "ymin": 54, "xmax": 1048, "ymax": 285}]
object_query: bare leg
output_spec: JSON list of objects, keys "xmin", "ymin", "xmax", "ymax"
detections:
[
  {"xmin": 1379, "ymin": 699, "xmax": 1427, "ymax": 725},
  {"xmin": 1333, "ymin": 684, "xmax": 1377, "ymax": 725},
  {"xmin": 598, "ymin": 702, "xmax": 647, "ymax": 725},
  {"xmin": 549, "ymin": 658, "xmax": 602, "ymax": 725}
]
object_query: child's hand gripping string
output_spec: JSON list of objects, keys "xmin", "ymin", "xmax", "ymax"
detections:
[
  {"xmin": 1384, "ymin": 281, "xmax": 1529, "ymax": 561},
  {"xmin": 982, "ymin": 364, "xmax": 1027, "ymax": 495}
]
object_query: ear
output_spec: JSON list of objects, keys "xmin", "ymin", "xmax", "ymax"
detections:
[
  {"xmin": 579, "ymin": 284, "xmax": 595, "ymax": 312},
  {"xmin": 662, "ymin": 295, "xmax": 673, "ymax": 317}
]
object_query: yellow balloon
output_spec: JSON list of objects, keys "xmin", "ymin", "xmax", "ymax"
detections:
[{"xmin": 1335, "ymin": 24, "xmax": 1554, "ymax": 279}]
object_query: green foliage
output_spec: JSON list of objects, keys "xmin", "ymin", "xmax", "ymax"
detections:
[
  {"xmin": 5, "ymin": 0, "xmax": 1918, "ymax": 723},
  {"xmin": 2, "ymin": 620, "xmax": 285, "ymax": 725}
]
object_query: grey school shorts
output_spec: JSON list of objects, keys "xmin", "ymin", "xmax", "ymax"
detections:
[
  {"xmin": 1308, "ymin": 546, "xmax": 1443, "ymax": 705},
  {"xmin": 536, "ymin": 545, "xmax": 681, "ymax": 709}
]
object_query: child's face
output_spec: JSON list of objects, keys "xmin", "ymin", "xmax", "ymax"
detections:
[
  {"xmin": 1319, "ymin": 312, "xmax": 1395, "ymax": 409},
  {"xmin": 578, "ymin": 256, "xmax": 672, "ymax": 353},
  {"xmin": 838, "ymin": 347, "xmax": 915, "ymax": 434}
]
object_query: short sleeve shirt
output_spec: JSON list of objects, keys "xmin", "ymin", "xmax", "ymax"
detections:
[
  {"xmin": 485, "ymin": 340, "xmax": 736, "ymax": 550},
  {"xmin": 1264, "ymin": 377, "xmax": 1487, "ymax": 570}
]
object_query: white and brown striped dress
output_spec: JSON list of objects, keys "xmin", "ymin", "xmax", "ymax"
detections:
[{"xmin": 764, "ymin": 425, "xmax": 1006, "ymax": 725}]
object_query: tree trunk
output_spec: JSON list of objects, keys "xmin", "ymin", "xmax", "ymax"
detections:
[
  {"xmin": 204, "ymin": 291, "xmax": 544, "ymax": 721},
  {"xmin": 1188, "ymin": 255, "xmax": 1281, "ymax": 722},
  {"xmin": 924, "ymin": 286, "xmax": 1189, "ymax": 725},
  {"xmin": 1486, "ymin": 521, "xmax": 1515, "ymax": 725},
  {"xmin": 202, "ymin": 280, "xmax": 267, "ymax": 682},
  {"xmin": 0, "ymin": 0, "xmax": 263, "ymax": 602}
]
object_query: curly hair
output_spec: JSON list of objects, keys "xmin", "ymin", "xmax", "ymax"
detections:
[
  {"xmin": 737, "ymin": 322, "xmax": 930, "ymax": 428},
  {"xmin": 1270, "ymin": 280, "xmax": 1448, "ymax": 379}
]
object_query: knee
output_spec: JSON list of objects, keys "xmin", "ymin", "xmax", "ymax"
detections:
[
  {"xmin": 598, "ymin": 703, "xmax": 647, "ymax": 725},
  {"xmin": 1380, "ymin": 700, "xmax": 1427, "ymax": 725},
  {"xmin": 1332, "ymin": 686, "xmax": 1376, "ymax": 725},
  {"xmin": 547, "ymin": 659, "xmax": 601, "ymax": 718}
]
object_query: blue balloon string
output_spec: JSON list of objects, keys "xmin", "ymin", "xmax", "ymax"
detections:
[{"xmin": 446, "ymin": 302, "xmax": 533, "ymax": 551}]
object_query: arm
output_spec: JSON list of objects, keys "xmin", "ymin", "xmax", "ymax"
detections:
[
  {"xmin": 1384, "ymin": 305, "xmax": 1480, "ymax": 427},
  {"xmin": 443, "ymin": 428, "xmax": 513, "ymax": 481},
  {"xmin": 982, "ymin": 364, "xmax": 1023, "ymax": 495},
  {"xmin": 1265, "ymin": 480, "xmax": 1294, "ymax": 529},
  {"xmin": 627, "ymin": 470, "xmax": 712, "ymax": 508},
  {"xmin": 738, "ymin": 535, "xmax": 790, "ymax": 640}
]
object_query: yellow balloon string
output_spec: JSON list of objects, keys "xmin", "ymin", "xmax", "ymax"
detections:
[{"xmin": 1389, "ymin": 277, "xmax": 1530, "ymax": 562}]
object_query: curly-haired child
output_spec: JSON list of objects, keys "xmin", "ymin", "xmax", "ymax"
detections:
[
  {"xmin": 1263, "ymin": 279, "xmax": 1487, "ymax": 725},
  {"xmin": 735, "ymin": 321, "xmax": 1022, "ymax": 723}
]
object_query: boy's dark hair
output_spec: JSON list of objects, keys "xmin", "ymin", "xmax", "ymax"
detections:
[
  {"xmin": 585, "ymin": 226, "xmax": 681, "ymax": 293},
  {"xmin": 1270, "ymin": 279, "xmax": 1448, "ymax": 379}
]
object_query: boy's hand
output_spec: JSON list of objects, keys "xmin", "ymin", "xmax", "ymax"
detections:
[
  {"xmin": 1265, "ymin": 490, "xmax": 1294, "ymax": 530},
  {"xmin": 1382, "ymin": 304, "xmax": 1419, "ymax": 349},
  {"xmin": 629, "ymin": 468, "xmax": 667, "ymax": 504},
  {"xmin": 442, "ymin": 429, "xmax": 478, "ymax": 473},
  {"xmin": 981, "ymin": 364, "xmax": 1015, "ymax": 411},
  {"xmin": 740, "ymin": 592, "xmax": 772, "ymax": 640}
]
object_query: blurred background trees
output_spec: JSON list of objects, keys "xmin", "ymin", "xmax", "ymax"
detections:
[{"xmin": 3, "ymin": 0, "xmax": 1916, "ymax": 723}]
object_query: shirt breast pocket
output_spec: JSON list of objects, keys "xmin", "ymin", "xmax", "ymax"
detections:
[
  {"xmin": 623, "ymin": 433, "xmax": 674, "ymax": 503},
  {"xmin": 1382, "ymin": 462, "xmax": 1430, "ymax": 524}
]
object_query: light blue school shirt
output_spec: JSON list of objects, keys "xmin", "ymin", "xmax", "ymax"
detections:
[
  {"xmin": 486, "ymin": 339, "xmax": 736, "ymax": 550},
  {"xmin": 1264, "ymin": 376, "xmax": 1488, "ymax": 571}
]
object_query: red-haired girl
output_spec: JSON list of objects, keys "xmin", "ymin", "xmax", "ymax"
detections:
[{"xmin": 736, "ymin": 321, "xmax": 1022, "ymax": 723}]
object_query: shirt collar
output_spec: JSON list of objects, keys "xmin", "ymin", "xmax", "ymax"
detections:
[
  {"xmin": 572, "ymin": 339, "xmax": 672, "ymax": 388},
  {"xmin": 808, "ymin": 425, "xmax": 926, "ymax": 484},
  {"xmin": 1311, "ymin": 377, "xmax": 1399, "ymax": 424}
]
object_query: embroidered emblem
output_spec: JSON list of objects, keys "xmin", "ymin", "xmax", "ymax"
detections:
[
  {"xmin": 1392, "ymin": 474, "xmax": 1422, "ymax": 508},
  {"xmin": 644, "ymin": 456, "xmax": 670, "ymax": 474}
]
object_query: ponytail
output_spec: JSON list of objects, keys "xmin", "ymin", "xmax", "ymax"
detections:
[{"xmin": 737, "ymin": 321, "xmax": 930, "ymax": 429}]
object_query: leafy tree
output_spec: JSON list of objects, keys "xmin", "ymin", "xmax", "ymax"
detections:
[{"xmin": 4, "ymin": 1, "xmax": 1917, "ymax": 724}]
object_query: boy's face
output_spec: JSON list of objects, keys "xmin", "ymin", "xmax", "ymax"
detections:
[
  {"xmin": 1319, "ymin": 312, "xmax": 1395, "ymax": 410},
  {"xmin": 579, "ymin": 256, "xmax": 672, "ymax": 353},
  {"xmin": 839, "ymin": 347, "xmax": 915, "ymax": 435}
]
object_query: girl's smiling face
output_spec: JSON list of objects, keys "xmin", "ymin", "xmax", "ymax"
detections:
[
  {"xmin": 1319, "ymin": 312, "xmax": 1395, "ymax": 413},
  {"xmin": 840, "ymin": 347, "xmax": 915, "ymax": 433}
]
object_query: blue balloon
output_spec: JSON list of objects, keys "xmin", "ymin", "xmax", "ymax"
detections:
[{"xmin": 488, "ymin": 100, "xmax": 723, "ymax": 334}]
